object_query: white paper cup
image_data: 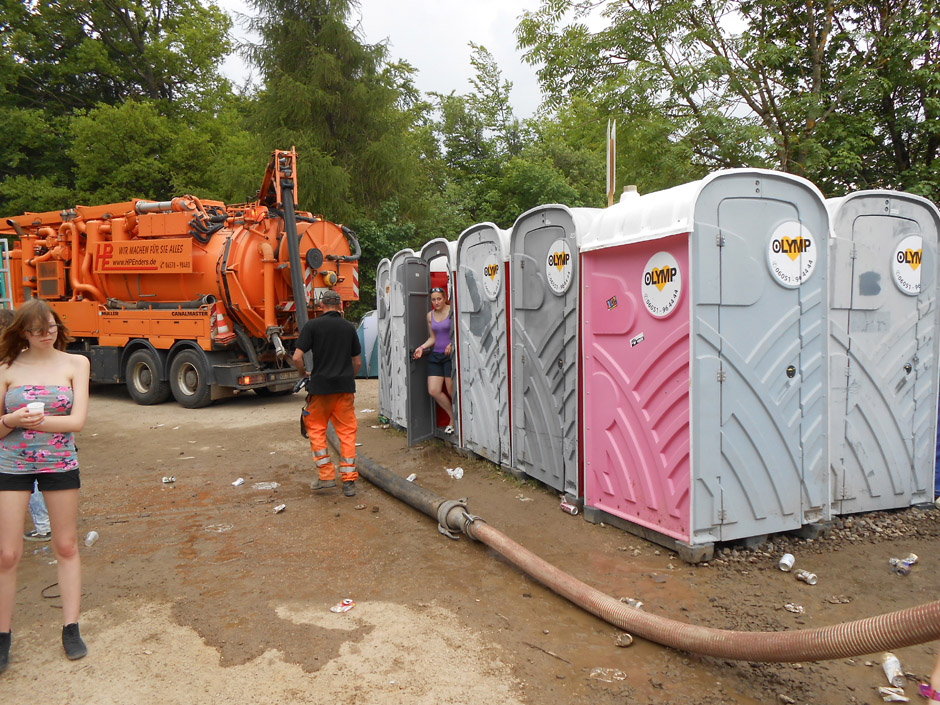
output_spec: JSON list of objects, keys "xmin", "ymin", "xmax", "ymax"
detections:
[{"xmin": 26, "ymin": 401, "xmax": 44, "ymax": 414}]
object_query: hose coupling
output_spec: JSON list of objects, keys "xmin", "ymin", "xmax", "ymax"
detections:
[
  {"xmin": 269, "ymin": 332, "xmax": 287, "ymax": 358},
  {"xmin": 437, "ymin": 498, "xmax": 472, "ymax": 540}
]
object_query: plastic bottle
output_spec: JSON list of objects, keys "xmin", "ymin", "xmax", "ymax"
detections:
[
  {"xmin": 882, "ymin": 652, "xmax": 904, "ymax": 688},
  {"xmin": 84, "ymin": 531, "xmax": 99, "ymax": 547}
]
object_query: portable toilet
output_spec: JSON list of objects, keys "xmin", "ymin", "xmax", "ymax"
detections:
[
  {"xmin": 376, "ymin": 258, "xmax": 393, "ymax": 420},
  {"xmin": 356, "ymin": 310, "xmax": 379, "ymax": 378},
  {"xmin": 510, "ymin": 205, "xmax": 600, "ymax": 498},
  {"xmin": 403, "ymin": 238, "xmax": 459, "ymax": 446},
  {"xmin": 827, "ymin": 191, "xmax": 940, "ymax": 514},
  {"xmin": 455, "ymin": 223, "xmax": 512, "ymax": 468},
  {"xmin": 579, "ymin": 170, "xmax": 830, "ymax": 561},
  {"xmin": 387, "ymin": 248, "xmax": 416, "ymax": 429}
]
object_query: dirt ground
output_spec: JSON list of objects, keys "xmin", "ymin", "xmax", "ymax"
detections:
[{"xmin": 2, "ymin": 378, "xmax": 939, "ymax": 705}]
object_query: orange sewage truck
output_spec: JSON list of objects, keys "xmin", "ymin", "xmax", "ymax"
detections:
[{"xmin": 0, "ymin": 149, "xmax": 360, "ymax": 407}]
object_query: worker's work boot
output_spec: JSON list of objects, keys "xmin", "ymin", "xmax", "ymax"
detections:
[
  {"xmin": 342, "ymin": 480, "xmax": 357, "ymax": 497},
  {"xmin": 310, "ymin": 478, "xmax": 336, "ymax": 491}
]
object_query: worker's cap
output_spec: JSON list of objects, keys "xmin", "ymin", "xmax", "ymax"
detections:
[{"xmin": 320, "ymin": 290, "xmax": 342, "ymax": 306}]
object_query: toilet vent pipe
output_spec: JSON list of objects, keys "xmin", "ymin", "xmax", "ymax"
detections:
[{"xmin": 330, "ymin": 428, "xmax": 940, "ymax": 662}]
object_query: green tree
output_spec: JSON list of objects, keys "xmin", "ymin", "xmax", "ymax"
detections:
[
  {"xmin": 241, "ymin": 0, "xmax": 426, "ymax": 223},
  {"xmin": 0, "ymin": 0, "xmax": 235, "ymax": 215},
  {"xmin": 517, "ymin": 0, "xmax": 940, "ymax": 199}
]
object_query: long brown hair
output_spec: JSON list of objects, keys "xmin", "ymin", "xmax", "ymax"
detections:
[{"xmin": 0, "ymin": 300, "xmax": 73, "ymax": 366}]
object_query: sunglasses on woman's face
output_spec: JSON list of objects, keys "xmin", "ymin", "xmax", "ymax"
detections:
[{"xmin": 27, "ymin": 324, "xmax": 58, "ymax": 336}]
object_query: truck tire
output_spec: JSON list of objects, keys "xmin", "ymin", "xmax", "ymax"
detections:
[
  {"xmin": 125, "ymin": 349, "xmax": 171, "ymax": 405},
  {"xmin": 169, "ymin": 349, "xmax": 212, "ymax": 408}
]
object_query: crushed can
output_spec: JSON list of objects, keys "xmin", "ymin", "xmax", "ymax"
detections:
[
  {"xmin": 161, "ymin": 476, "xmax": 176, "ymax": 484},
  {"xmin": 882, "ymin": 652, "xmax": 904, "ymax": 688},
  {"xmin": 232, "ymin": 478, "xmax": 245, "ymax": 487},
  {"xmin": 406, "ymin": 473, "xmax": 417, "ymax": 482},
  {"xmin": 778, "ymin": 553, "xmax": 795, "ymax": 571},
  {"xmin": 560, "ymin": 500, "xmax": 579, "ymax": 515},
  {"xmin": 795, "ymin": 569, "xmax": 817, "ymax": 585},
  {"xmin": 888, "ymin": 557, "xmax": 912, "ymax": 576},
  {"xmin": 273, "ymin": 504, "xmax": 286, "ymax": 514},
  {"xmin": 330, "ymin": 598, "xmax": 355, "ymax": 613}
]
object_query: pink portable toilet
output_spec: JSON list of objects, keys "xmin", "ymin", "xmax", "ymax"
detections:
[{"xmin": 580, "ymin": 170, "xmax": 830, "ymax": 562}]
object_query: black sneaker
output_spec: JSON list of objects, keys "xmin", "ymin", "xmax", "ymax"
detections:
[
  {"xmin": 62, "ymin": 623, "xmax": 87, "ymax": 660},
  {"xmin": 0, "ymin": 630, "xmax": 10, "ymax": 673},
  {"xmin": 24, "ymin": 530, "xmax": 51, "ymax": 542},
  {"xmin": 342, "ymin": 481, "xmax": 357, "ymax": 497},
  {"xmin": 310, "ymin": 478, "xmax": 336, "ymax": 491}
]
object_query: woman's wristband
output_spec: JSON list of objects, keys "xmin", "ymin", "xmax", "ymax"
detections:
[{"xmin": 1, "ymin": 415, "xmax": 12, "ymax": 430}]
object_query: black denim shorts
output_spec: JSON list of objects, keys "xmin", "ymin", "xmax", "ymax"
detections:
[
  {"xmin": 426, "ymin": 351, "xmax": 452, "ymax": 378},
  {"xmin": 0, "ymin": 469, "xmax": 81, "ymax": 492}
]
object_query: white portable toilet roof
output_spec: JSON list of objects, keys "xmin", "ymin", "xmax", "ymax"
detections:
[
  {"xmin": 581, "ymin": 168, "xmax": 827, "ymax": 253},
  {"xmin": 420, "ymin": 238, "xmax": 457, "ymax": 270},
  {"xmin": 511, "ymin": 203, "xmax": 598, "ymax": 246},
  {"xmin": 826, "ymin": 189, "xmax": 940, "ymax": 220},
  {"xmin": 457, "ymin": 222, "xmax": 510, "ymax": 261}
]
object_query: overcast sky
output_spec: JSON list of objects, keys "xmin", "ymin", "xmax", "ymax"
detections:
[{"xmin": 217, "ymin": 0, "xmax": 545, "ymax": 118}]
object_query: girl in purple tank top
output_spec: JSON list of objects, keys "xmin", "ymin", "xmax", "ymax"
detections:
[{"xmin": 412, "ymin": 286, "xmax": 454, "ymax": 433}]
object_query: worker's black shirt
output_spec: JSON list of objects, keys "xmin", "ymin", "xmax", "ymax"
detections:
[{"xmin": 296, "ymin": 311, "xmax": 361, "ymax": 395}]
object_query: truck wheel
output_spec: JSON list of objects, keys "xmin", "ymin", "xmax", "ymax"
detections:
[
  {"xmin": 169, "ymin": 349, "xmax": 212, "ymax": 408},
  {"xmin": 125, "ymin": 349, "xmax": 171, "ymax": 405}
]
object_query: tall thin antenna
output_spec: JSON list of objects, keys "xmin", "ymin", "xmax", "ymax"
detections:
[{"xmin": 606, "ymin": 119, "xmax": 617, "ymax": 207}]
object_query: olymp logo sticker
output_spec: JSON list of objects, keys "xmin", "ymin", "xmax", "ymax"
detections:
[
  {"xmin": 767, "ymin": 221, "xmax": 817, "ymax": 288},
  {"xmin": 642, "ymin": 251, "xmax": 682, "ymax": 318},
  {"xmin": 482, "ymin": 254, "xmax": 501, "ymax": 300},
  {"xmin": 893, "ymin": 235, "xmax": 923, "ymax": 296},
  {"xmin": 546, "ymin": 239, "xmax": 573, "ymax": 295}
]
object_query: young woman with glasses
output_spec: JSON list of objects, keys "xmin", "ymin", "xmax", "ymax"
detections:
[{"xmin": 0, "ymin": 299, "xmax": 91, "ymax": 671}]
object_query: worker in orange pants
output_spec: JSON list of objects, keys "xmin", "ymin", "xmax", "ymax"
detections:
[
  {"xmin": 292, "ymin": 290, "xmax": 362, "ymax": 496},
  {"xmin": 303, "ymin": 393, "xmax": 358, "ymax": 486}
]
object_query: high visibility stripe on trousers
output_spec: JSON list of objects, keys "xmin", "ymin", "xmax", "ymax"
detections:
[{"xmin": 303, "ymin": 392, "xmax": 358, "ymax": 482}]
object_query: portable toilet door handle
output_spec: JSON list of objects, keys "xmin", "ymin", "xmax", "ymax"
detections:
[
  {"xmin": 904, "ymin": 362, "xmax": 912, "ymax": 375},
  {"xmin": 557, "ymin": 357, "xmax": 564, "ymax": 370},
  {"xmin": 786, "ymin": 365, "xmax": 796, "ymax": 379}
]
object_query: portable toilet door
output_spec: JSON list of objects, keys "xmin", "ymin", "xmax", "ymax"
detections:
[
  {"xmin": 376, "ymin": 258, "xmax": 392, "ymax": 419},
  {"xmin": 419, "ymin": 238, "xmax": 459, "ymax": 445},
  {"xmin": 388, "ymin": 249, "xmax": 416, "ymax": 429},
  {"xmin": 510, "ymin": 205, "xmax": 598, "ymax": 498},
  {"xmin": 403, "ymin": 252, "xmax": 435, "ymax": 446},
  {"xmin": 827, "ymin": 191, "xmax": 940, "ymax": 514},
  {"xmin": 580, "ymin": 170, "xmax": 830, "ymax": 557},
  {"xmin": 456, "ymin": 223, "xmax": 511, "ymax": 468},
  {"xmin": 356, "ymin": 310, "xmax": 378, "ymax": 378}
]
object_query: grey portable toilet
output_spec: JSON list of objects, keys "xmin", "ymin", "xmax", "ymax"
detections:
[
  {"xmin": 404, "ymin": 238, "xmax": 459, "ymax": 446},
  {"xmin": 387, "ymin": 249, "xmax": 416, "ymax": 429},
  {"xmin": 376, "ymin": 258, "xmax": 392, "ymax": 419},
  {"xmin": 510, "ymin": 204, "xmax": 599, "ymax": 498},
  {"xmin": 455, "ymin": 222, "xmax": 511, "ymax": 468},
  {"xmin": 827, "ymin": 190, "xmax": 940, "ymax": 514},
  {"xmin": 579, "ymin": 170, "xmax": 831, "ymax": 559}
]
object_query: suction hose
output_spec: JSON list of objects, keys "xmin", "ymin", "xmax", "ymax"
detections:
[{"xmin": 329, "ymin": 427, "xmax": 940, "ymax": 662}]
